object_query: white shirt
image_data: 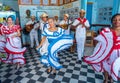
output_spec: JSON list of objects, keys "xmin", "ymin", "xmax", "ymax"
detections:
[
  {"xmin": 59, "ymin": 19, "xmax": 72, "ymax": 35},
  {"xmin": 39, "ymin": 21, "xmax": 49, "ymax": 33},
  {"xmin": 54, "ymin": 20, "xmax": 60, "ymax": 25},
  {"xmin": 72, "ymin": 18, "xmax": 90, "ymax": 35}
]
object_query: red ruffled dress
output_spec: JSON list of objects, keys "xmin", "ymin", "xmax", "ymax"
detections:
[
  {"xmin": 84, "ymin": 28, "xmax": 120, "ymax": 81},
  {"xmin": 1, "ymin": 25, "xmax": 26, "ymax": 64}
]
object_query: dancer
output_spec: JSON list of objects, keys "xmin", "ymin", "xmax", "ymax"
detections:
[
  {"xmin": 71, "ymin": 9, "xmax": 90, "ymax": 63},
  {"xmin": 1, "ymin": 16, "xmax": 26, "ymax": 69},
  {"xmin": 0, "ymin": 23, "xmax": 7, "ymax": 63},
  {"xmin": 37, "ymin": 13, "xmax": 49, "ymax": 55},
  {"xmin": 54, "ymin": 15, "xmax": 60, "ymax": 25},
  {"xmin": 84, "ymin": 14, "xmax": 120, "ymax": 83},
  {"xmin": 36, "ymin": 18, "xmax": 73, "ymax": 75}
]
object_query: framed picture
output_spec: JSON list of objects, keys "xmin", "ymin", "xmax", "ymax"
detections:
[
  {"xmin": 59, "ymin": 0, "xmax": 63, "ymax": 5},
  {"xmin": 20, "ymin": 0, "xmax": 31, "ymax": 5},
  {"xmin": 43, "ymin": 0, "xmax": 49, "ymax": 5},
  {"xmin": 50, "ymin": 0, "xmax": 57, "ymax": 5},
  {"xmin": 74, "ymin": 7, "xmax": 78, "ymax": 13},
  {"xmin": 32, "ymin": 0, "xmax": 41, "ymax": 5},
  {"xmin": 36, "ymin": 11, "xmax": 47, "ymax": 21},
  {"xmin": 85, "ymin": 31, "xmax": 94, "ymax": 46}
]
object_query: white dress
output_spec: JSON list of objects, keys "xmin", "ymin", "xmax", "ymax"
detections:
[
  {"xmin": 1, "ymin": 25, "xmax": 26, "ymax": 64},
  {"xmin": 0, "ymin": 28, "xmax": 7, "ymax": 62},
  {"xmin": 84, "ymin": 28, "xmax": 120, "ymax": 81},
  {"xmin": 37, "ymin": 27, "xmax": 73, "ymax": 69}
]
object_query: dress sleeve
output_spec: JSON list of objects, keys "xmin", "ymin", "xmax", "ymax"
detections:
[
  {"xmin": 1, "ymin": 25, "xmax": 8, "ymax": 34},
  {"xmin": 14, "ymin": 25, "xmax": 21, "ymax": 31}
]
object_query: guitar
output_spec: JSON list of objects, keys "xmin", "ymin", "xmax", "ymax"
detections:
[
  {"xmin": 25, "ymin": 24, "xmax": 34, "ymax": 32},
  {"xmin": 56, "ymin": 22, "xmax": 73, "ymax": 30},
  {"xmin": 26, "ymin": 21, "xmax": 40, "ymax": 32}
]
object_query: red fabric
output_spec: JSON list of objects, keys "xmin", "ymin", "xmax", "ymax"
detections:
[
  {"xmin": 77, "ymin": 18, "xmax": 87, "ymax": 24},
  {"xmin": 4, "ymin": 47, "xmax": 26, "ymax": 54},
  {"xmin": 83, "ymin": 29, "xmax": 117, "ymax": 63},
  {"xmin": 1, "ymin": 25, "xmax": 21, "ymax": 34},
  {"xmin": 7, "ymin": 38, "xmax": 18, "ymax": 49},
  {"xmin": 0, "ymin": 23, "xmax": 2, "ymax": 27}
]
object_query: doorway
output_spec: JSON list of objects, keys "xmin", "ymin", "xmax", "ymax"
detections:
[{"xmin": 86, "ymin": 2, "xmax": 93, "ymax": 25}]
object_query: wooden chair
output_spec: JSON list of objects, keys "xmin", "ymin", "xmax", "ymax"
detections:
[{"xmin": 85, "ymin": 30, "xmax": 94, "ymax": 47}]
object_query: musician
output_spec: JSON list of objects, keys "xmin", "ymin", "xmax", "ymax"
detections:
[
  {"xmin": 59, "ymin": 14, "xmax": 72, "ymax": 35},
  {"xmin": 26, "ymin": 15, "xmax": 39, "ymax": 48},
  {"xmin": 40, "ymin": 13, "xmax": 49, "ymax": 36},
  {"xmin": 54, "ymin": 16, "xmax": 60, "ymax": 25},
  {"xmin": 71, "ymin": 9, "xmax": 90, "ymax": 63},
  {"xmin": 1, "ymin": 16, "xmax": 26, "ymax": 69},
  {"xmin": 37, "ymin": 13, "xmax": 49, "ymax": 55}
]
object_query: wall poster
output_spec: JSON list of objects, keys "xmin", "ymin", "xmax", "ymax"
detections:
[
  {"xmin": 98, "ymin": 7, "xmax": 112, "ymax": 24},
  {"xmin": 60, "ymin": 7, "xmax": 79, "ymax": 21}
]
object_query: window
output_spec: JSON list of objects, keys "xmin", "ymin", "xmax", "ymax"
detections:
[
  {"xmin": 42, "ymin": 0, "xmax": 49, "ymax": 5},
  {"xmin": 32, "ymin": 0, "xmax": 41, "ymax": 5},
  {"xmin": 50, "ymin": 0, "xmax": 58, "ymax": 5},
  {"xmin": 18, "ymin": 0, "xmax": 77, "ymax": 6},
  {"xmin": 59, "ymin": 0, "xmax": 64, "ymax": 5},
  {"xmin": 20, "ymin": 0, "xmax": 31, "ymax": 5}
]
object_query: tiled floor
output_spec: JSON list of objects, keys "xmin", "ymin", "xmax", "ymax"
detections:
[{"xmin": 0, "ymin": 47, "xmax": 119, "ymax": 83}]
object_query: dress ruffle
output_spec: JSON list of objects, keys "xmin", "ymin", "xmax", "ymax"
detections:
[{"xmin": 84, "ymin": 28, "xmax": 120, "ymax": 81}]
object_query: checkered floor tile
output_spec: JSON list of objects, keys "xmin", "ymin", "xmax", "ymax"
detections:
[{"xmin": 0, "ymin": 47, "xmax": 119, "ymax": 83}]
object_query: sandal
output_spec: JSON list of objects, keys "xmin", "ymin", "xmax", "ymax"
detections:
[
  {"xmin": 53, "ymin": 69, "xmax": 56, "ymax": 75},
  {"xmin": 47, "ymin": 67, "xmax": 52, "ymax": 74}
]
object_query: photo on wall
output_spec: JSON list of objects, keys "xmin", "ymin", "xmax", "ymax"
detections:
[{"xmin": 36, "ymin": 11, "xmax": 47, "ymax": 21}]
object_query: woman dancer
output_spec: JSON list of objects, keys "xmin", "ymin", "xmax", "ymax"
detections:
[
  {"xmin": 84, "ymin": 14, "xmax": 120, "ymax": 83},
  {"xmin": 0, "ymin": 23, "xmax": 7, "ymax": 63},
  {"xmin": 1, "ymin": 16, "xmax": 26, "ymax": 69},
  {"xmin": 37, "ymin": 18, "xmax": 73, "ymax": 75}
]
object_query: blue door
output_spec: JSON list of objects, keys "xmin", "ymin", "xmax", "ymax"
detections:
[{"xmin": 86, "ymin": 3, "xmax": 93, "ymax": 25}]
